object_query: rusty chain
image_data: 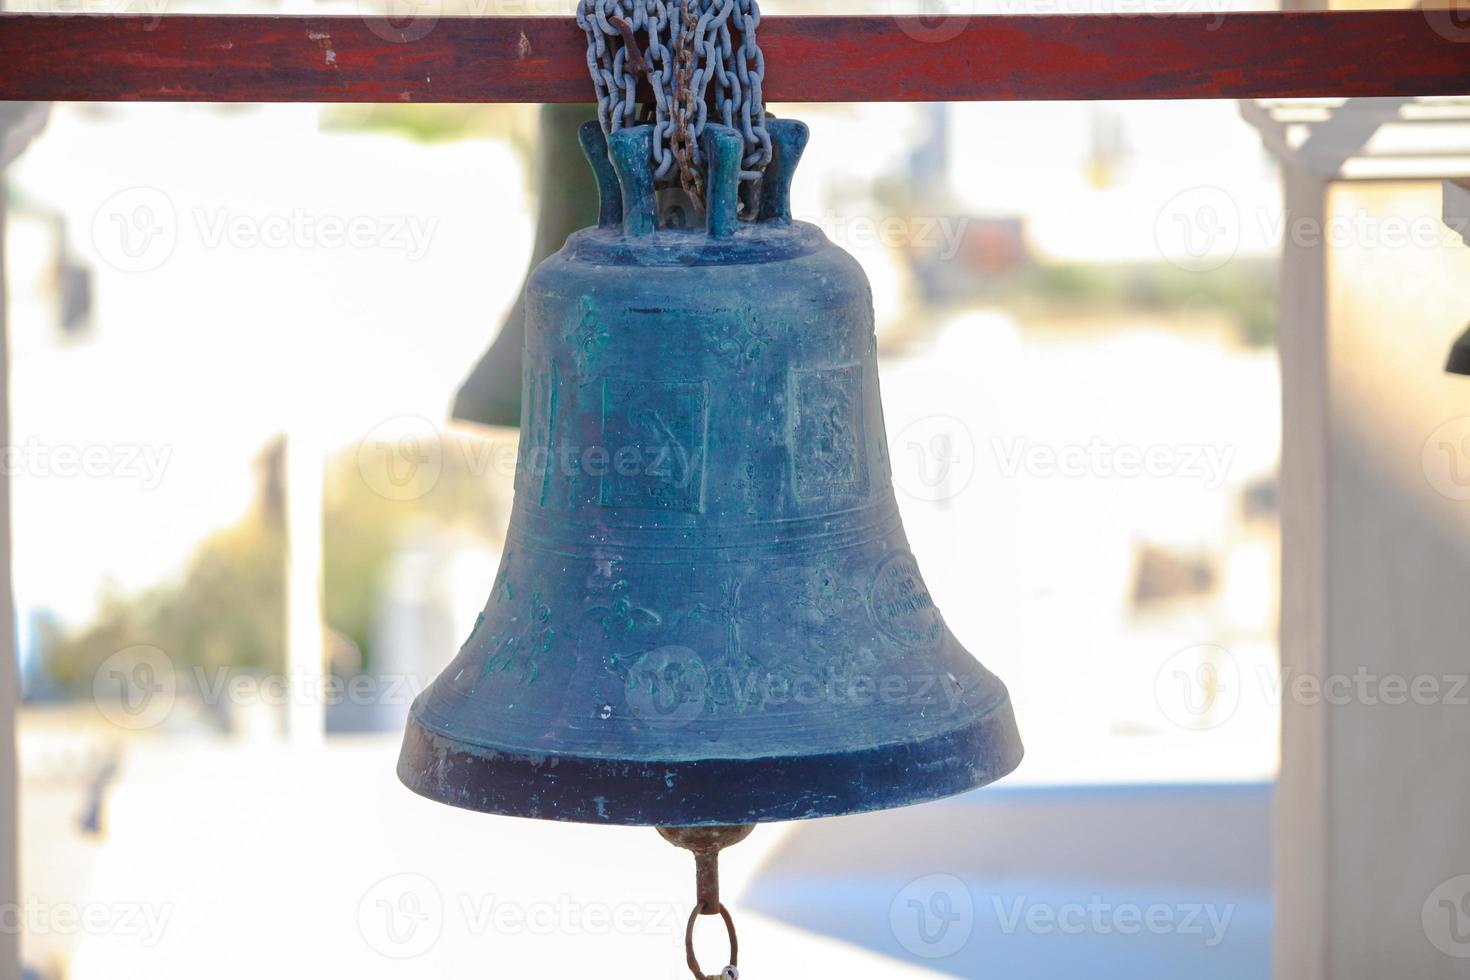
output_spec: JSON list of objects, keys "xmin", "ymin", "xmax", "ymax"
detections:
[
  {"xmin": 670, "ymin": 0, "xmax": 704, "ymax": 206},
  {"xmin": 576, "ymin": 0, "xmax": 772, "ymax": 211}
]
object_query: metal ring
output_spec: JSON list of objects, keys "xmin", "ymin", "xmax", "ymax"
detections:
[{"xmin": 684, "ymin": 902, "xmax": 737, "ymax": 980}]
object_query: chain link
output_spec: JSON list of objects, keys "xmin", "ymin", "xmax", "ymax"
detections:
[
  {"xmin": 670, "ymin": 0, "xmax": 705, "ymax": 206},
  {"xmin": 576, "ymin": 0, "xmax": 771, "ymax": 208}
]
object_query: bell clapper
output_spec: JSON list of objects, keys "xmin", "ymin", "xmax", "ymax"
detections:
[{"xmin": 658, "ymin": 825, "xmax": 756, "ymax": 980}]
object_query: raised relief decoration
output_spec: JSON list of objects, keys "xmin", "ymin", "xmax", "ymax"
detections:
[
  {"xmin": 867, "ymin": 551, "xmax": 944, "ymax": 650},
  {"xmin": 600, "ymin": 378, "xmax": 709, "ymax": 513},
  {"xmin": 711, "ymin": 308, "xmax": 777, "ymax": 367},
  {"xmin": 520, "ymin": 353, "xmax": 558, "ymax": 506},
  {"xmin": 789, "ymin": 363, "xmax": 870, "ymax": 500},
  {"xmin": 480, "ymin": 591, "xmax": 556, "ymax": 685},
  {"xmin": 566, "ymin": 297, "xmax": 611, "ymax": 382}
]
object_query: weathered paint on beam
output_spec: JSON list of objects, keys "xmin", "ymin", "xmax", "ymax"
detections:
[{"xmin": 1, "ymin": 11, "xmax": 1468, "ymax": 104}]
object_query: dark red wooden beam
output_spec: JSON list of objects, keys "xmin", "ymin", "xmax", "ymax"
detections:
[{"xmin": 1, "ymin": 11, "xmax": 1467, "ymax": 104}]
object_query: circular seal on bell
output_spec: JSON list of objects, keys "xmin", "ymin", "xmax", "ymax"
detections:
[{"xmin": 867, "ymin": 551, "xmax": 944, "ymax": 650}]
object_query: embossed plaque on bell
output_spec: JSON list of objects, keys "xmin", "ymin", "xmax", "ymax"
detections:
[{"xmin": 398, "ymin": 118, "xmax": 1023, "ymax": 828}]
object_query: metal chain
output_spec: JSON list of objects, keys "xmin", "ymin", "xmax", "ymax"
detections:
[
  {"xmin": 670, "ymin": 0, "xmax": 704, "ymax": 206},
  {"xmin": 576, "ymin": 0, "xmax": 771, "ymax": 206}
]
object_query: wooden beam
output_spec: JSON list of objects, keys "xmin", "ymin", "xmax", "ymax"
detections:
[{"xmin": 1, "ymin": 11, "xmax": 1468, "ymax": 104}]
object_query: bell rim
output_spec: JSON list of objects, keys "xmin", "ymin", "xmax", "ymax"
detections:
[{"xmin": 395, "ymin": 693, "xmax": 1023, "ymax": 826}]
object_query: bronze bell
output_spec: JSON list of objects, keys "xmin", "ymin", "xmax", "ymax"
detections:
[
  {"xmin": 400, "ymin": 116, "xmax": 1022, "ymax": 826},
  {"xmin": 399, "ymin": 116, "xmax": 1022, "ymax": 977}
]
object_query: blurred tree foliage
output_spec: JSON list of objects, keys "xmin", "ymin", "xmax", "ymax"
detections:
[
  {"xmin": 321, "ymin": 429, "xmax": 508, "ymax": 664},
  {"xmin": 319, "ymin": 104, "xmax": 540, "ymax": 189},
  {"xmin": 1018, "ymin": 259, "xmax": 1279, "ymax": 348},
  {"xmin": 320, "ymin": 104, "xmax": 536, "ymax": 147},
  {"xmin": 38, "ymin": 428, "xmax": 508, "ymax": 699}
]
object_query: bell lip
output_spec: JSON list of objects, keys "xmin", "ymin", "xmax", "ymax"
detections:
[
  {"xmin": 1447, "ymin": 337, "xmax": 1470, "ymax": 376},
  {"xmin": 395, "ymin": 694, "xmax": 1023, "ymax": 827}
]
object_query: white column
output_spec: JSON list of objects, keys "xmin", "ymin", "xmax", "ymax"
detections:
[
  {"xmin": 0, "ymin": 99, "xmax": 46, "ymax": 980},
  {"xmin": 1274, "ymin": 163, "xmax": 1329, "ymax": 980},
  {"xmin": 284, "ymin": 430, "xmax": 325, "ymax": 745},
  {"xmin": 1275, "ymin": 167, "xmax": 1470, "ymax": 977},
  {"xmin": 0, "ymin": 167, "xmax": 19, "ymax": 980}
]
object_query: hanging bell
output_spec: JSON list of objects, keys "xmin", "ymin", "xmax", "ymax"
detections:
[
  {"xmin": 452, "ymin": 104, "xmax": 602, "ymax": 429},
  {"xmin": 399, "ymin": 117, "xmax": 1023, "ymax": 828},
  {"xmin": 1446, "ymin": 320, "xmax": 1470, "ymax": 376}
]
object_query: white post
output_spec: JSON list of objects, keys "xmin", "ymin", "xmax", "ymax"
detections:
[
  {"xmin": 1272, "ymin": 158, "xmax": 1470, "ymax": 979},
  {"xmin": 284, "ymin": 430, "xmax": 325, "ymax": 745},
  {"xmin": 1274, "ymin": 163, "xmax": 1330, "ymax": 980},
  {"xmin": 1243, "ymin": 91, "xmax": 1470, "ymax": 977},
  {"xmin": 0, "ymin": 160, "xmax": 20, "ymax": 980},
  {"xmin": 0, "ymin": 100, "xmax": 47, "ymax": 980}
]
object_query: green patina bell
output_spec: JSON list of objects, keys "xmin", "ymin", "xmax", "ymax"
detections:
[{"xmin": 399, "ymin": 117, "xmax": 1023, "ymax": 829}]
